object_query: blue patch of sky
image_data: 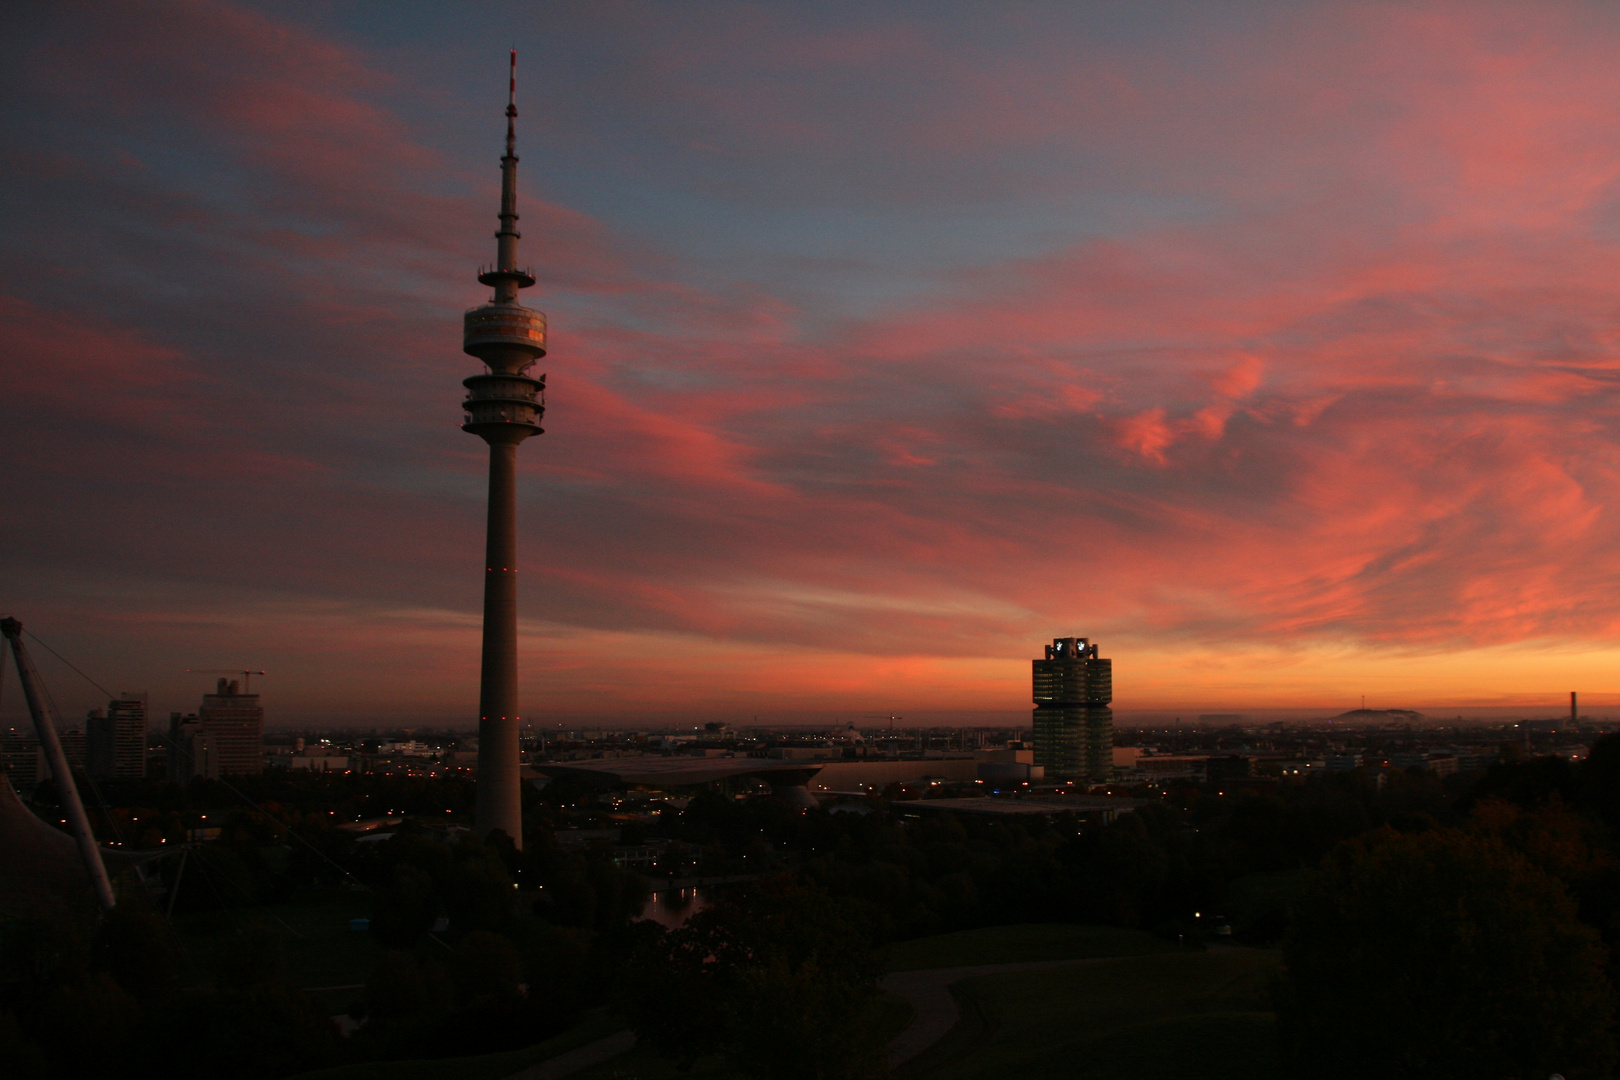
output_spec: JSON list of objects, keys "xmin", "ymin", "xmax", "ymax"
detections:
[{"xmin": 239, "ymin": 1, "xmax": 1242, "ymax": 333}]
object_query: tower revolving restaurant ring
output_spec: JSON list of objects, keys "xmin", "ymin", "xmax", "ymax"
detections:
[
  {"xmin": 462, "ymin": 371, "xmax": 544, "ymax": 435},
  {"xmin": 464, "ymin": 302, "xmax": 547, "ymax": 357}
]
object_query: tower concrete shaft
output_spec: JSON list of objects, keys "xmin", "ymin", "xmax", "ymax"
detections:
[{"xmin": 464, "ymin": 51, "xmax": 545, "ymax": 849}]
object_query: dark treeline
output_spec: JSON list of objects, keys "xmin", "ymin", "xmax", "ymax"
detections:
[{"xmin": 3, "ymin": 740, "xmax": 1620, "ymax": 1078}]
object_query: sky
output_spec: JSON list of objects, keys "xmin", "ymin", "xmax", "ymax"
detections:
[{"xmin": 5, "ymin": 0, "xmax": 1620, "ymax": 727}]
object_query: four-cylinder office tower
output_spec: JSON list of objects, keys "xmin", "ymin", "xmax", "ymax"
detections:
[
  {"xmin": 1032, "ymin": 637, "xmax": 1113, "ymax": 781},
  {"xmin": 464, "ymin": 53, "xmax": 546, "ymax": 848}
]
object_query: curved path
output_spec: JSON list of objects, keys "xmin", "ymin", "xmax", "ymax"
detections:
[
  {"xmin": 882, "ymin": 958, "xmax": 1107, "ymax": 1067},
  {"xmin": 505, "ymin": 1031, "xmax": 637, "ymax": 1080},
  {"xmin": 504, "ymin": 954, "xmax": 1144, "ymax": 1077}
]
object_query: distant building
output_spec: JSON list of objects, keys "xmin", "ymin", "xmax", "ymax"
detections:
[
  {"xmin": 1387, "ymin": 752, "xmax": 1462, "ymax": 776},
  {"xmin": 167, "ymin": 712, "xmax": 206, "ymax": 782},
  {"xmin": 87, "ymin": 694, "xmax": 147, "ymax": 780},
  {"xmin": 85, "ymin": 711, "xmax": 112, "ymax": 777},
  {"xmin": 2, "ymin": 722, "xmax": 101, "ymax": 790},
  {"xmin": 975, "ymin": 747, "xmax": 1045, "ymax": 784},
  {"xmin": 56, "ymin": 728, "xmax": 86, "ymax": 776},
  {"xmin": 1136, "ymin": 754, "xmax": 1209, "ymax": 780},
  {"xmin": 198, "ymin": 679, "xmax": 264, "ymax": 776},
  {"xmin": 1031, "ymin": 636, "xmax": 1113, "ymax": 780},
  {"xmin": 167, "ymin": 687, "xmax": 258, "ymax": 782},
  {"xmin": 766, "ymin": 747, "xmax": 838, "ymax": 761},
  {"xmin": 191, "ymin": 734, "xmax": 220, "ymax": 779},
  {"xmin": 1, "ymin": 728, "xmax": 40, "ymax": 790},
  {"xmin": 285, "ymin": 754, "xmax": 347, "ymax": 772}
]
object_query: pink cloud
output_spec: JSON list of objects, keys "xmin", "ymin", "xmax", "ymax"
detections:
[{"xmin": 1114, "ymin": 408, "xmax": 1174, "ymax": 465}]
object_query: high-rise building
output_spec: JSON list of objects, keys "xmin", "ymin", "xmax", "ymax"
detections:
[
  {"xmin": 462, "ymin": 53, "xmax": 546, "ymax": 848},
  {"xmin": 197, "ymin": 679, "xmax": 263, "ymax": 776},
  {"xmin": 1032, "ymin": 636, "xmax": 1114, "ymax": 781},
  {"xmin": 87, "ymin": 693, "xmax": 147, "ymax": 779}
]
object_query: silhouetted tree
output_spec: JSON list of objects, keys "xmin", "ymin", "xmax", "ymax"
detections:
[
  {"xmin": 356, "ymin": 949, "xmax": 454, "ymax": 1057},
  {"xmin": 619, "ymin": 876, "xmax": 889, "ymax": 1079},
  {"xmin": 370, "ymin": 862, "xmax": 440, "ymax": 947},
  {"xmin": 0, "ymin": 1010, "xmax": 46, "ymax": 1080},
  {"xmin": 1581, "ymin": 732, "xmax": 1620, "ymax": 827},
  {"xmin": 34, "ymin": 972, "xmax": 140, "ymax": 1077},
  {"xmin": 1277, "ymin": 827, "xmax": 1616, "ymax": 1079},
  {"xmin": 92, "ymin": 892, "xmax": 184, "ymax": 997},
  {"xmin": 142, "ymin": 984, "xmax": 337, "ymax": 1080},
  {"xmin": 443, "ymin": 834, "xmax": 517, "ymax": 935}
]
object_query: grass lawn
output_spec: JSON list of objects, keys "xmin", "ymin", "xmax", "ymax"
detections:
[
  {"xmin": 171, "ymin": 891, "xmax": 380, "ymax": 1008},
  {"xmin": 563, "ymin": 992, "xmax": 915, "ymax": 1080},
  {"xmin": 287, "ymin": 1008, "xmax": 625, "ymax": 1080},
  {"xmin": 562, "ymin": 1042, "xmax": 723, "ymax": 1080},
  {"xmin": 885, "ymin": 922, "xmax": 1171, "ymax": 971},
  {"xmin": 898, "ymin": 949, "xmax": 1282, "ymax": 1080}
]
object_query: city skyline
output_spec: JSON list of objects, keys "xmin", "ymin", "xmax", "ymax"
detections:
[{"xmin": 9, "ymin": 2, "xmax": 1620, "ymax": 724}]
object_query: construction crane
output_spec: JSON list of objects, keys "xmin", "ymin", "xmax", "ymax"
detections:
[
  {"xmin": 1, "ymin": 617, "xmax": 116, "ymax": 911},
  {"xmin": 861, "ymin": 709, "xmax": 913, "ymax": 751},
  {"xmin": 187, "ymin": 668, "xmax": 266, "ymax": 692}
]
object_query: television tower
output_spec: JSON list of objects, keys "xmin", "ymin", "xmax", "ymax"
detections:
[{"xmin": 463, "ymin": 51, "xmax": 545, "ymax": 848}]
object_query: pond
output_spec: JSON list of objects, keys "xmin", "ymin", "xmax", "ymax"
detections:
[{"xmin": 637, "ymin": 885, "xmax": 711, "ymax": 929}]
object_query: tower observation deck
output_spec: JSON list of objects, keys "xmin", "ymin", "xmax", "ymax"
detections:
[{"xmin": 464, "ymin": 52, "xmax": 545, "ymax": 848}]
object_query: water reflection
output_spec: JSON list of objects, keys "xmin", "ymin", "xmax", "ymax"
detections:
[{"xmin": 638, "ymin": 886, "xmax": 709, "ymax": 929}]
